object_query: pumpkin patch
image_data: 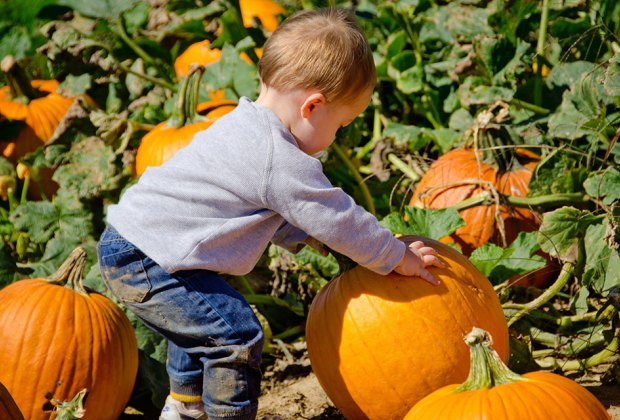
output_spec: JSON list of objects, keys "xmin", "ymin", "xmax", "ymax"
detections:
[{"xmin": 0, "ymin": 0, "xmax": 618, "ymax": 418}]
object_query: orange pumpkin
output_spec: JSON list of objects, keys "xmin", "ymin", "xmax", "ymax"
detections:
[
  {"xmin": 135, "ymin": 66, "xmax": 236, "ymax": 176},
  {"xmin": 0, "ymin": 247, "xmax": 138, "ymax": 420},
  {"xmin": 239, "ymin": 0, "xmax": 285, "ymax": 32},
  {"xmin": 0, "ymin": 381, "xmax": 23, "ymax": 420},
  {"xmin": 405, "ymin": 327, "xmax": 610, "ymax": 419},
  {"xmin": 410, "ymin": 147, "xmax": 541, "ymax": 255},
  {"xmin": 306, "ymin": 235, "xmax": 509, "ymax": 420}
]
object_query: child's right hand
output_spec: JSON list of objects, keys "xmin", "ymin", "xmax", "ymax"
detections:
[{"xmin": 393, "ymin": 240, "xmax": 444, "ymax": 285}]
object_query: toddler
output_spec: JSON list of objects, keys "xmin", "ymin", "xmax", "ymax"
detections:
[{"xmin": 97, "ymin": 7, "xmax": 442, "ymax": 420}]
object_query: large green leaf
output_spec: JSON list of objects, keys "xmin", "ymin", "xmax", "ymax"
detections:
[
  {"xmin": 537, "ymin": 207, "xmax": 602, "ymax": 261},
  {"xmin": 584, "ymin": 168, "xmax": 620, "ymax": 205},
  {"xmin": 583, "ymin": 220, "xmax": 620, "ymax": 292},
  {"xmin": 380, "ymin": 206, "xmax": 465, "ymax": 240},
  {"xmin": 55, "ymin": 0, "xmax": 140, "ymax": 19},
  {"xmin": 52, "ymin": 137, "xmax": 121, "ymax": 199},
  {"xmin": 470, "ymin": 232, "xmax": 545, "ymax": 284}
]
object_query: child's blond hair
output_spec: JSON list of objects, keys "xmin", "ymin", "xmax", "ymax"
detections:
[{"xmin": 258, "ymin": 8, "xmax": 376, "ymax": 104}]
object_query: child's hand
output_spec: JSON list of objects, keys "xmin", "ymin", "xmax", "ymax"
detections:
[{"xmin": 393, "ymin": 241, "xmax": 444, "ymax": 285}]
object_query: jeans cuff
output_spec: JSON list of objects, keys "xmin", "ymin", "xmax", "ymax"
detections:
[
  {"xmin": 206, "ymin": 402, "xmax": 258, "ymax": 420},
  {"xmin": 170, "ymin": 380, "xmax": 203, "ymax": 403}
]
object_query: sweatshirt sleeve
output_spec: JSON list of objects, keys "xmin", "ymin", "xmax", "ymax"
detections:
[{"xmin": 262, "ymin": 141, "xmax": 406, "ymax": 275}]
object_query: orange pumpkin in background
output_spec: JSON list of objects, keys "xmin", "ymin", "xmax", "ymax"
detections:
[
  {"xmin": 410, "ymin": 105, "xmax": 543, "ymax": 255},
  {"xmin": 135, "ymin": 65, "xmax": 236, "ymax": 176},
  {"xmin": 306, "ymin": 235, "xmax": 509, "ymax": 420},
  {"xmin": 239, "ymin": 0, "xmax": 285, "ymax": 32},
  {"xmin": 411, "ymin": 147, "xmax": 541, "ymax": 255},
  {"xmin": 405, "ymin": 327, "xmax": 610, "ymax": 419},
  {"xmin": 0, "ymin": 248, "xmax": 138, "ymax": 420}
]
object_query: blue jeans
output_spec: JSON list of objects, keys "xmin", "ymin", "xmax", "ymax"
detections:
[{"xmin": 97, "ymin": 226, "xmax": 264, "ymax": 420}]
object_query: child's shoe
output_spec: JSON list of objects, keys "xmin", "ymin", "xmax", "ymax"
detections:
[{"xmin": 159, "ymin": 395, "xmax": 208, "ymax": 420}]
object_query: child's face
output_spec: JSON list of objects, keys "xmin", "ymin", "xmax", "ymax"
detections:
[{"xmin": 292, "ymin": 87, "xmax": 373, "ymax": 156}]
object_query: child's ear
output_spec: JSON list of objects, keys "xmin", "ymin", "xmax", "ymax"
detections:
[{"xmin": 300, "ymin": 92, "xmax": 326, "ymax": 118}]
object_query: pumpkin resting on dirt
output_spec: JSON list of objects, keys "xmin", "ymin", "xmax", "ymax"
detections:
[
  {"xmin": 0, "ymin": 248, "xmax": 138, "ymax": 420},
  {"xmin": 306, "ymin": 235, "xmax": 509, "ymax": 420},
  {"xmin": 405, "ymin": 327, "xmax": 610, "ymax": 419}
]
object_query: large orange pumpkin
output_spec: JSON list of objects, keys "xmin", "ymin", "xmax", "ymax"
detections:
[
  {"xmin": 306, "ymin": 235, "xmax": 509, "ymax": 420},
  {"xmin": 135, "ymin": 65, "xmax": 236, "ymax": 176},
  {"xmin": 0, "ymin": 247, "xmax": 138, "ymax": 420},
  {"xmin": 405, "ymin": 327, "xmax": 610, "ymax": 419},
  {"xmin": 410, "ymin": 147, "xmax": 541, "ymax": 255}
]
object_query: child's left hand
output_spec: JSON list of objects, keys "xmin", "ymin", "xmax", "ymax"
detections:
[{"xmin": 393, "ymin": 240, "xmax": 444, "ymax": 285}]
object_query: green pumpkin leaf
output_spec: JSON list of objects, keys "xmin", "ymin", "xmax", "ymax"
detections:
[
  {"xmin": 583, "ymin": 220, "xmax": 620, "ymax": 291},
  {"xmin": 604, "ymin": 54, "xmax": 620, "ymax": 97},
  {"xmin": 56, "ymin": 0, "xmax": 140, "ymax": 19},
  {"xmin": 52, "ymin": 137, "xmax": 121, "ymax": 199},
  {"xmin": 537, "ymin": 207, "xmax": 601, "ymax": 261},
  {"xmin": 470, "ymin": 232, "xmax": 545, "ymax": 284},
  {"xmin": 380, "ymin": 206, "xmax": 465, "ymax": 240},
  {"xmin": 383, "ymin": 122, "xmax": 427, "ymax": 151},
  {"xmin": 583, "ymin": 168, "xmax": 620, "ymax": 205}
]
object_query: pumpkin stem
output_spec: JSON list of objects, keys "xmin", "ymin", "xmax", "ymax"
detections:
[
  {"xmin": 168, "ymin": 64, "xmax": 206, "ymax": 128},
  {"xmin": 45, "ymin": 247, "xmax": 89, "ymax": 294},
  {"xmin": 0, "ymin": 55, "xmax": 44, "ymax": 102},
  {"xmin": 455, "ymin": 327, "xmax": 525, "ymax": 392},
  {"xmin": 466, "ymin": 102, "xmax": 530, "ymax": 173},
  {"xmin": 51, "ymin": 388, "xmax": 87, "ymax": 420}
]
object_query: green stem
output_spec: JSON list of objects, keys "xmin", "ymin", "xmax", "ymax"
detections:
[
  {"xmin": 168, "ymin": 65, "xmax": 205, "ymax": 128},
  {"xmin": 117, "ymin": 62, "xmax": 177, "ymax": 91},
  {"xmin": 536, "ymin": 0, "xmax": 550, "ymax": 56},
  {"xmin": 19, "ymin": 175, "xmax": 29, "ymax": 204},
  {"xmin": 535, "ymin": 326, "xmax": 620, "ymax": 371},
  {"xmin": 356, "ymin": 105, "xmax": 382, "ymax": 160},
  {"xmin": 456, "ymin": 327, "xmax": 525, "ymax": 392},
  {"xmin": 45, "ymin": 247, "xmax": 88, "ymax": 294},
  {"xmin": 387, "ymin": 153, "xmax": 421, "ymax": 182},
  {"xmin": 509, "ymin": 98, "xmax": 550, "ymax": 115},
  {"xmin": 507, "ymin": 262, "xmax": 574, "ymax": 327},
  {"xmin": 115, "ymin": 15, "xmax": 175, "ymax": 85},
  {"xmin": 332, "ymin": 142, "xmax": 376, "ymax": 215},
  {"xmin": 115, "ymin": 17, "xmax": 154, "ymax": 66},
  {"xmin": 453, "ymin": 192, "xmax": 589, "ymax": 212}
]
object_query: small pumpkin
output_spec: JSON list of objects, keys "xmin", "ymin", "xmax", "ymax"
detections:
[
  {"xmin": 405, "ymin": 327, "xmax": 610, "ymax": 419},
  {"xmin": 410, "ymin": 109, "xmax": 541, "ymax": 255},
  {"xmin": 0, "ymin": 381, "xmax": 24, "ymax": 420},
  {"xmin": 0, "ymin": 247, "xmax": 139, "ymax": 420},
  {"xmin": 239, "ymin": 0, "xmax": 285, "ymax": 32},
  {"xmin": 135, "ymin": 65, "xmax": 236, "ymax": 176},
  {"xmin": 306, "ymin": 235, "xmax": 509, "ymax": 420}
]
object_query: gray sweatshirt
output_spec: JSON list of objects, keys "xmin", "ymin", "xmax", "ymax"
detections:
[{"xmin": 106, "ymin": 97, "xmax": 406, "ymax": 275}]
